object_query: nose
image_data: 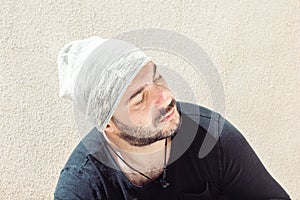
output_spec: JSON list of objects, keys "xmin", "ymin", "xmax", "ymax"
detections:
[{"xmin": 149, "ymin": 85, "xmax": 171, "ymax": 107}]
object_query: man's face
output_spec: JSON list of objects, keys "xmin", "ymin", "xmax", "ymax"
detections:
[{"xmin": 106, "ymin": 61, "xmax": 181, "ymax": 146}]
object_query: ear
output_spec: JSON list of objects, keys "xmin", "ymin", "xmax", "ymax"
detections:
[{"xmin": 104, "ymin": 119, "xmax": 115, "ymax": 134}]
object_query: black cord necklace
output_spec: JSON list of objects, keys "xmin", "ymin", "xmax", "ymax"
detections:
[{"xmin": 106, "ymin": 138, "xmax": 170, "ymax": 188}]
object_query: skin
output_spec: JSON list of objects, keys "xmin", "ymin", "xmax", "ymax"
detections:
[
  {"xmin": 103, "ymin": 61, "xmax": 181, "ymax": 185},
  {"xmin": 111, "ymin": 97, "xmax": 177, "ymax": 147},
  {"xmin": 104, "ymin": 61, "xmax": 181, "ymax": 150}
]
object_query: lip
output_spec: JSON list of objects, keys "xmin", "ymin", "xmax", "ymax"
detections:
[{"xmin": 159, "ymin": 107, "xmax": 175, "ymax": 122}]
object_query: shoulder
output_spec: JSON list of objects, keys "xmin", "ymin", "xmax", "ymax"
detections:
[
  {"xmin": 176, "ymin": 101, "xmax": 237, "ymax": 158},
  {"xmin": 54, "ymin": 152, "xmax": 96, "ymax": 199},
  {"xmin": 176, "ymin": 101, "xmax": 216, "ymax": 118},
  {"xmin": 54, "ymin": 161, "xmax": 103, "ymax": 199},
  {"xmin": 54, "ymin": 128, "xmax": 107, "ymax": 199},
  {"xmin": 176, "ymin": 101, "xmax": 224, "ymax": 139},
  {"xmin": 63, "ymin": 127, "xmax": 104, "ymax": 167}
]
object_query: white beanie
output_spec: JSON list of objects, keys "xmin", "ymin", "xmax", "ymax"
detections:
[
  {"xmin": 58, "ymin": 36, "xmax": 107, "ymax": 100},
  {"xmin": 58, "ymin": 36, "xmax": 152, "ymax": 132}
]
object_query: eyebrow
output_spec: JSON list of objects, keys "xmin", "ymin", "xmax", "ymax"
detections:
[
  {"xmin": 128, "ymin": 63, "xmax": 157, "ymax": 102},
  {"xmin": 152, "ymin": 63, "xmax": 157, "ymax": 80}
]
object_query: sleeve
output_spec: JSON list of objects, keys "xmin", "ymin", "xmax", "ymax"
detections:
[
  {"xmin": 219, "ymin": 119, "xmax": 291, "ymax": 200},
  {"xmin": 54, "ymin": 166, "xmax": 102, "ymax": 200}
]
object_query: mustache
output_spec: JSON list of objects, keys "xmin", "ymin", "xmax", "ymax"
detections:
[{"xmin": 155, "ymin": 98, "xmax": 176, "ymax": 123}]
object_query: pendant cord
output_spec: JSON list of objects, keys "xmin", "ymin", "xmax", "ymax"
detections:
[
  {"xmin": 105, "ymin": 138, "xmax": 169, "ymax": 188},
  {"xmin": 162, "ymin": 137, "xmax": 167, "ymax": 179}
]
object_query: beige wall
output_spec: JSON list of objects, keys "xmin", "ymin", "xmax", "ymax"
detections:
[{"xmin": 1, "ymin": 0, "xmax": 299, "ymax": 199}]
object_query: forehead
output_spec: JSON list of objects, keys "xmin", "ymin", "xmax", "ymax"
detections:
[
  {"xmin": 133, "ymin": 61, "xmax": 154, "ymax": 81},
  {"xmin": 122, "ymin": 62, "xmax": 155, "ymax": 96}
]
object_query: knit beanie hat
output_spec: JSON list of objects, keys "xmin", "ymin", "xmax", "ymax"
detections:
[{"xmin": 58, "ymin": 36, "xmax": 152, "ymax": 132}]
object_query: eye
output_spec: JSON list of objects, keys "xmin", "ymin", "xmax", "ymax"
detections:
[
  {"xmin": 154, "ymin": 75, "xmax": 161, "ymax": 82},
  {"xmin": 135, "ymin": 93, "xmax": 144, "ymax": 105},
  {"xmin": 153, "ymin": 75, "xmax": 165, "ymax": 85}
]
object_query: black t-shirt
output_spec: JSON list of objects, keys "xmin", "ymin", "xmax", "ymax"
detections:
[{"xmin": 54, "ymin": 102, "xmax": 290, "ymax": 200}]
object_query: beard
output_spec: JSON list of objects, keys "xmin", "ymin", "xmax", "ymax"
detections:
[{"xmin": 111, "ymin": 99, "xmax": 180, "ymax": 147}]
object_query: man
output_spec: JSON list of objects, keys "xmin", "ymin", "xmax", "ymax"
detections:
[{"xmin": 54, "ymin": 37, "xmax": 290, "ymax": 199}]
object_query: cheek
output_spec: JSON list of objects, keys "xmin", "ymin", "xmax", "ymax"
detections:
[{"xmin": 127, "ymin": 107, "xmax": 155, "ymax": 127}]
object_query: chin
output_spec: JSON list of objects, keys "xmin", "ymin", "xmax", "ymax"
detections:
[{"xmin": 161, "ymin": 111, "xmax": 181, "ymax": 137}]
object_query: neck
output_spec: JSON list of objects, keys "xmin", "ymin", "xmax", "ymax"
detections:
[
  {"xmin": 104, "ymin": 131, "xmax": 167, "ymax": 152},
  {"xmin": 104, "ymin": 132, "xmax": 171, "ymax": 173}
]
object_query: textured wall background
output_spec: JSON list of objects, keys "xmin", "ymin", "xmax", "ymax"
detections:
[{"xmin": 1, "ymin": 0, "xmax": 299, "ymax": 199}]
